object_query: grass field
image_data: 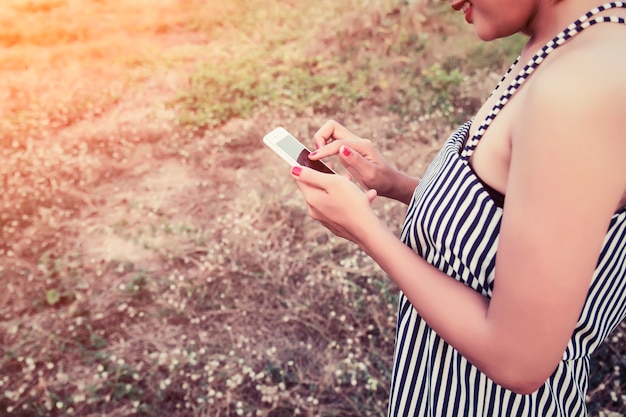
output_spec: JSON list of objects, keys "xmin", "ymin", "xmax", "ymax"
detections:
[{"xmin": 0, "ymin": 0, "xmax": 624, "ymax": 416}]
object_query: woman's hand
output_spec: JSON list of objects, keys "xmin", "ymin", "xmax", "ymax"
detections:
[
  {"xmin": 291, "ymin": 165, "xmax": 379, "ymax": 244},
  {"xmin": 308, "ymin": 120, "xmax": 419, "ymax": 205}
]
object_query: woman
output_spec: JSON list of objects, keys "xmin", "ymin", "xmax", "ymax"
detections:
[{"xmin": 291, "ymin": 0, "xmax": 626, "ymax": 416}]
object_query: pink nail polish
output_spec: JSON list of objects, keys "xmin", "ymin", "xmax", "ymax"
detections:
[
  {"xmin": 309, "ymin": 150, "xmax": 317, "ymax": 157},
  {"xmin": 342, "ymin": 146, "xmax": 351, "ymax": 157},
  {"xmin": 291, "ymin": 166, "xmax": 302, "ymax": 176}
]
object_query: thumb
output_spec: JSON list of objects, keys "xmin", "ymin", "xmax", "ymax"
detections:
[
  {"xmin": 365, "ymin": 189, "xmax": 377, "ymax": 203},
  {"xmin": 291, "ymin": 165, "xmax": 327, "ymax": 190},
  {"xmin": 339, "ymin": 145, "xmax": 372, "ymax": 182},
  {"xmin": 339, "ymin": 145, "xmax": 364, "ymax": 168}
]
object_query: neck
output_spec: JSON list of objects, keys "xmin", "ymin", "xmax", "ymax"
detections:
[{"xmin": 521, "ymin": 0, "xmax": 606, "ymax": 56}]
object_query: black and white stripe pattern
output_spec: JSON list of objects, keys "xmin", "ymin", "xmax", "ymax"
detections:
[{"xmin": 389, "ymin": 3, "xmax": 626, "ymax": 416}]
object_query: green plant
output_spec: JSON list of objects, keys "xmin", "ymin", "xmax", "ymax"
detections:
[{"xmin": 424, "ymin": 64, "xmax": 464, "ymax": 124}]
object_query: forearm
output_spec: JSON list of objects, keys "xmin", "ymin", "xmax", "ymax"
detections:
[
  {"xmin": 383, "ymin": 170, "xmax": 420, "ymax": 205},
  {"xmin": 356, "ymin": 222, "xmax": 539, "ymax": 392},
  {"xmin": 360, "ymin": 223, "xmax": 491, "ymax": 353}
]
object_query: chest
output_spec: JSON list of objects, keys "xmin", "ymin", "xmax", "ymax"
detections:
[
  {"xmin": 466, "ymin": 73, "xmax": 530, "ymax": 194},
  {"xmin": 401, "ymin": 124, "xmax": 503, "ymax": 298}
]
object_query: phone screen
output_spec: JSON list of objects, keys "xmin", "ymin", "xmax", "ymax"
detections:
[{"xmin": 276, "ymin": 135, "xmax": 334, "ymax": 174}]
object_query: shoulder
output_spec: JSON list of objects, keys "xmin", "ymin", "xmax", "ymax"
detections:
[
  {"xmin": 524, "ymin": 26, "xmax": 626, "ymax": 113},
  {"xmin": 509, "ymin": 26, "xmax": 626, "ymax": 209},
  {"xmin": 515, "ymin": 30, "xmax": 626, "ymax": 150}
]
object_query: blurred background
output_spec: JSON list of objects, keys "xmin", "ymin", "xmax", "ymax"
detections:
[{"xmin": 0, "ymin": 0, "xmax": 623, "ymax": 416}]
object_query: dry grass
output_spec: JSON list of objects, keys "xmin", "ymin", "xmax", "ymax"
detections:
[{"xmin": 0, "ymin": 1, "xmax": 624, "ymax": 416}]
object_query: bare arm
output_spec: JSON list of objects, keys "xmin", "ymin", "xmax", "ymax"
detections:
[
  {"xmin": 293, "ymin": 54, "xmax": 625, "ymax": 393},
  {"xmin": 356, "ymin": 60, "xmax": 625, "ymax": 393}
]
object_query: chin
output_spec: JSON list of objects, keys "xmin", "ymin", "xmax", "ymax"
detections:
[
  {"xmin": 474, "ymin": 28, "xmax": 499, "ymax": 41},
  {"xmin": 474, "ymin": 24, "xmax": 516, "ymax": 42}
]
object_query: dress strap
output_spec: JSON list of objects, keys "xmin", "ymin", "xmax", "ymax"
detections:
[
  {"xmin": 460, "ymin": 1, "xmax": 626, "ymax": 161},
  {"xmin": 489, "ymin": 57, "xmax": 519, "ymax": 97}
]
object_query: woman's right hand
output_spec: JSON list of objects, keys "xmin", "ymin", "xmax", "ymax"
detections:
[{"xmin": 308, "ymin": 120, "xmax": 419, "ymax": 205}]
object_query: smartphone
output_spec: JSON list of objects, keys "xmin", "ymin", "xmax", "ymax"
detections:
[{"xmin": 263, "ymin": 127, "xmax": 335, "ymax": 174}]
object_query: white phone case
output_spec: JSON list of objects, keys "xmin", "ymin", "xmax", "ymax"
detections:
[
  {"xmin": 263, "ymin": 127, "xmax": 335, "ymax": 174},
  {"xmin": 262, "ymin": 127, "xmax": 301, "ymax": 167}
]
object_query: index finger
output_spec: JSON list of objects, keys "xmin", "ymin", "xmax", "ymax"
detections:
[
  {"xmin": 313, "ymin": 120, "xmax": 360, "ymax": 149},
  {"xmin": 309, "ymin": 140, "xmax": 343, "ymax": 160}
]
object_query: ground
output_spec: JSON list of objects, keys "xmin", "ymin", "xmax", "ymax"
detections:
[{"xmin": 0, "ymin": 1, "xmax": 624, "ymax": 416}]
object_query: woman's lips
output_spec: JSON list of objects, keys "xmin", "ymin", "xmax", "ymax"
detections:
[{"xmin": 451, "ymin": 0, "xmax": 473, "ymax": 23}]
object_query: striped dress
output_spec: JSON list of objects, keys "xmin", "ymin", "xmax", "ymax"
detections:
[{"xmin": 389, "ymin": 3, "xmax": 626, "ymax": 416}]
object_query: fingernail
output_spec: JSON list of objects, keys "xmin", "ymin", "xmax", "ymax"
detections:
[
  {"xmin": 315, "ymin": 144, "xmax": 320, "ymax": 149},
  {"xmin": 342, "ymin": 146, "xmax": 351, "ymax": 157},
  {"xmin": 291, "ymin": 166, "xmax": 302, "ymax": 176},
  {"xmin": 309, "ymin": 150, "xmax": 317, "ymax": 156}
]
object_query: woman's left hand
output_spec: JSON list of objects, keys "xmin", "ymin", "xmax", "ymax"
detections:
[{"xmin": 291, "ymin": 165, "xmax": 379, "ymax": 244}]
